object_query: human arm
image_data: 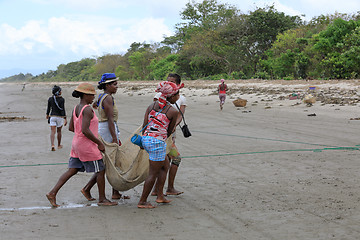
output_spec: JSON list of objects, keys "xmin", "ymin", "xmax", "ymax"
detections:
[
  {"xmin": 68, "ymin": 110, "xmax": 74, "ymax": 132},
  {"xmin": 167, "ymin": 108, "xmax": 179, "ymax": 138},
  {"xmin": 82, "ymin": 106, "xmax": 105, "ymax": 152},
  {"xmin": 102, "ymin": 95, "xmax": 118, "ymax": 144},
  {"xmin": 92, "ymin": 101, "xmax": 98, "ymax": 109},
  {"xmin": 141, "ymin": 105, "xmax": 152, "ymax": 135},
  {"xmin": 46, "ymin": 98, "xmax": 51, "ymax": 119},
  {"xmin": 61, "ymin": 98, "xmax": 67, "ymax": 126}
]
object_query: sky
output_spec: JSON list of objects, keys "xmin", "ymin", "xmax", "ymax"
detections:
[{"xmin": 0, "ymin": 0, "xmax": 359, "ymax": 78}]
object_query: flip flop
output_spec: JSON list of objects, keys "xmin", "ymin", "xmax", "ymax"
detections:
[{"xmin": 51, "ymin": 146, "xmax": 56, "ymax": 151}]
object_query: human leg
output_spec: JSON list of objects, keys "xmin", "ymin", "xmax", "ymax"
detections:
[
  {"xmin": 155, "ymin": 157, "xmax": 172, "ymax": 203},
  {"xmin": 96, "ymin": 170, "xmax": 117, "ymax": 206},
  {"xmin": 112, "ymin": 188, "xmax": 122, "ymax": 199},
  {"xmin": 57, "ymin": 126, "xmax": 63, "ymax": 148},
  {"xmin": 166, "ymin": 141, "xmax": 183, "ymax": 195},
  {"xmin": 81, "ymin": 173, "xmax": 97, "ymax": 201},
  {"xmin": 46, "ymin": 168, "xmax": 79, "ymax": 207},
  {"xmin": 112, "ymin": 188, "xmax": 130, "ymax": 200},
  {"xmin": 50, "ymin": 126, "xmax": 56, "ymax": 151},
  {"xmin": 138, "ymin": 161, "xmax": 164, "ymax": 208},
  {"xmin": 151, "ymin": 159, "xmax": 166, "ymax": 196},
  {"xmin": 80, "ymin": 159, "xmax": 117, "ymax": 206},
  {"xmin": 166, "ymin": 160, "xmax": 183, "ymax": 195},
  {"xmin": 219, "ymin": 94, "xmax": 225, "ymax": 110}
]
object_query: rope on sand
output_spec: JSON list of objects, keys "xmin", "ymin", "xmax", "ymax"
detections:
[
  {"xmin": 182, "ymin": 146, "xmax": 359, "ymax": 159},
  {"xmin": 0, "ymin": 147, "xmax": 358, "ymax": 168}
]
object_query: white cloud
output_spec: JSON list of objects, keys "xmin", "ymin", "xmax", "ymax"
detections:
[
  {"xmin": 31, "ymin": 0, "xmax": 126, "ymax": 10},
  {"xmin": 0, "ymin": 21, "xmax": 53, "ymax": 54},
  {"xmin": 0, "ymin": 16, "xmax": 172, "ymax": 57},
  {"xmin": 299, "ymin": 0, "xmax": 360, "ymax": 13}
]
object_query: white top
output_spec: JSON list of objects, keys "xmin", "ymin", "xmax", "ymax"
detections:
[{"xmin": 154, "ymin": 92, "xmax": 187, "ymax": 111}]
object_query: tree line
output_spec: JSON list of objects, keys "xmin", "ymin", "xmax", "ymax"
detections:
[{"xmin": 3, "ymin": 0, "xmax": 360, "ymax": 82}]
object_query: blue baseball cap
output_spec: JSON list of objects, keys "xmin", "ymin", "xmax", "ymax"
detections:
[{"xmin": 98, "ymin": 73, "xmax": 118, "ymax": 85}]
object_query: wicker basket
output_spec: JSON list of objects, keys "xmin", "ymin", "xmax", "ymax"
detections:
[
  {"xmin": 303, "ymin": 94, "xmax": 316, "ymax": 104},
  {"xmin": 232, "ymin": 99, "xmax": 247, "ymax": 107}
]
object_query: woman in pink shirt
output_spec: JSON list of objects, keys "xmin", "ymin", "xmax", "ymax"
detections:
[{"xmin": 46, "ymin": 83, "xmax": 117, "ymax": 207}]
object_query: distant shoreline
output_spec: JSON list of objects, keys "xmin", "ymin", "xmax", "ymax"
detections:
[{"xmin": 2, "ymin": 79, "xmax": 360, "ymax": 91}]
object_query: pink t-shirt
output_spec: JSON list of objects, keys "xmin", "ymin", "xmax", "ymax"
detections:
[{"xmin": 70, "ymin": 105, "xmax": 102, "ymax": 162}]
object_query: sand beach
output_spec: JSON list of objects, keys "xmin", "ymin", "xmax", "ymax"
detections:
[{"xmin": 1, "ymin": 79, "xmax": 360, "ymax": 239}]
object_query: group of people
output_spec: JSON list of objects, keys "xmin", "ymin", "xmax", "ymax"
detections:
[{"xmin": 46, "ymin": 73, "xmax": 188, "ymax": 209}]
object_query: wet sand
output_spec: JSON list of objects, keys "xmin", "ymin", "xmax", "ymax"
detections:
[{"xmin": 1, "ymin": 80, "xmax": 360, "ymax": 239}]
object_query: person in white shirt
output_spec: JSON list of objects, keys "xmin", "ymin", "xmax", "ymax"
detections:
[{"xmin": 152, "ymin": 73, "xmax": 187, "ymax": 195}]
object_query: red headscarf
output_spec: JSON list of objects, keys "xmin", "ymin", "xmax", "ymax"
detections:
[{"xmin": 156, "ymin": 81, "xmax": 184, "ymax": 108}]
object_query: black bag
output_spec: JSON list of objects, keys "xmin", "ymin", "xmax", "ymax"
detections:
[
  {"xmin": 48, "ymin": 117, "xmax": 51, "ymax": 124},
  {"xmin": 175, "ymin": 103, "xmax": 191, "ymax": 138},
  {"xmin": 180, "ymin": 124, "xmax": 191, "ymax": 138}
]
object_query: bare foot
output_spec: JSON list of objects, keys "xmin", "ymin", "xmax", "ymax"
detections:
[
  {"xmin": 112, "ymin": 194, "xmax": 131, "ymax": 200},
  {"xmin": 57, "ymin": 145, "xmax": 63, "ymax": 149},
  {"xmin": 112, "ymin": 190, "xmax": 121, "ymax": 200},
  {"xmin": 98, "ymin": 199, "xmax": 117, "ymax": 206},
  {"xmin": 155, "ymin": 198, "xmax": 172, "ymax": 204},
  {"xmin": 46, "ymin": 193, "xmax": 59, "ymax": 207},
  {"xmin": 123, "ymin": 195, "xmax": 131, "ymax": 199},
  {"xmin": 81, "ymin": 189, "xmax": 95, "ymax": 201},
  {"xmin": 112, "ymin": 190, "xmax": 131, "ymax": 200},
  {"xmin": 166, "ymin": 189, "xmax": 184, "ymax": 196},
  {"xmin": 137, "ymin": 202, "xmax": 156, "ymax": 209},
  {"xmin": 51, "ymin": 146, "xmax": 56, "ymax": 151},
  {"xmin": 151, "ymin": 192, "xmax": 167, "ymax": 196}
]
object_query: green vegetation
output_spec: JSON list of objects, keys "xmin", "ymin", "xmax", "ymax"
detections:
[{"xmin": 2, "ymin": 0, "xmax": 360, "ymax": 82}]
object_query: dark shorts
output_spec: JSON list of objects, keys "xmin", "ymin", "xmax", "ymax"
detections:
[{"xmin": 68, "ymin": 157, "xmax": 105, "ymax": 173}]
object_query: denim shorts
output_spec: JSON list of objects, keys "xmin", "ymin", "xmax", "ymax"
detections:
[
  {"xmin": 68, "ymin": 157, "xmax": 105, "ymax": 173},
  {"xmin": 142, "ymin": 136, "xmax": 166, "ymax": 161}
]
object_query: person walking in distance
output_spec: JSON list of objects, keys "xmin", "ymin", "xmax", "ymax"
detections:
[
  {"xmin": 218, "ymin": 79, "xmax": 228, "ymax": 110},
  {"xmin": 46, "ymin": 85, "xmax": 67, "ymax": 151}
]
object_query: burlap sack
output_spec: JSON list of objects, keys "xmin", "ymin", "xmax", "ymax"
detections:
[{"xmin": 101, "ymin": 126, "xmax": 172, "ymax": 191}]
